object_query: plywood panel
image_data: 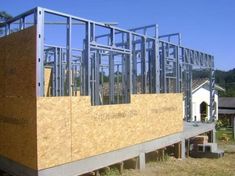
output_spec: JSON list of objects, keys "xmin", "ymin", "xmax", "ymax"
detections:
[
  {"xmin": 0, "ymin": 27, "xmax": 36, "ymax": 97},
  {"xmin": 0, "ymin": 26, "xmax": 37, "ymax": 169},
  {"xmin": 71, "ymin": 94, "xmax": 183, "ymax": 161},
  {"xmin": 0, "ymin": 97, "xmax": 37, "ymax": 169},
  {"xmin": 37, "ymin": 93, "xmax": 183, "ymax": 169},
  {"xmin": 37, "ymin": 97, "xmax": 72, "ymax": 169}
]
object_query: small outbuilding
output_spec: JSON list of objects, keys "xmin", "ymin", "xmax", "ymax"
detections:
[{"xmin": 191, "ymin": 78, "xmax": 225, "ymax": 122}]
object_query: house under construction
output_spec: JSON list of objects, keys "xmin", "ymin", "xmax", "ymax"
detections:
[{"xmin": 0, "ymin": 7, "xmax": 219, "ymax": 176}]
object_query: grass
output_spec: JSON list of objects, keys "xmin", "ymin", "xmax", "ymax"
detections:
[
  {"xmin": 101, "ymin": 168, "xmax": 120, "ymax": 176},
  {"xmin": 216, "ymin": 128, "xmax": 235, "ymax": 144},
  {"xmin": 121, "ymin": 143, "xmax": 235, "ymax": 176},
  {"xmin": 101, "ymin": 130, "xmax": 235, "ymax": 176},
  {"xmin": 119, "ymin": 129, "xmax": 235, "ymax": 176},
  {"xmin": 101, "ymin": 131, "xmax": 235, "ymax": 176}
]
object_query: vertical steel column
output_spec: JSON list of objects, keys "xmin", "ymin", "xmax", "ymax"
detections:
[
  {"xmin": 128, "ymin": 32, "xmax": 132, "ymax": 97},
  {"xmin": 57, "ymin": 48, "xmax": 61, "ymax": 96},
  {"xmin": 154, "ymin": 25, "xmax": 160, "ymax": 93},
  {"xmin": 161, "ymin": 43, "xmax": 167, "ymax": 93},
  {"xmin": 176, "ymin": 46, "xmax": 180, "ymax": 93},
  {"xmin": 148, "ymin": 42, "xmax": 153, "ymax": 93},
  {"xmin": 109, "ymin": 52, "xmax": 115, "ymax": 104},
  {"xmin": 185, "ymin": 64, "xmax": 192, "ymax": 121},
  {"xmin": 90, "ymin": 22, "xmax": 95, "ymax": 42},
  {"xmin": 83, "ymin": 22, "xmax": 91, "ymax": 96},
  {"xmin": 141, "ymin": 37, "xmax": 146, "ymax": 93},
  {"xmin": 94, "ymin": 51, "xmax": 100, "ymax": 105},
  {"xmin": 52, "ymin": 48, "xmax": 57, "ymax": 96},
  {"xmin": 5, "ymin": 23, "xmax": 10, "ymax": 35},
  {"xmin": 55, "ymin": 48, "xmax": 60, "ymax": 96},
  {"xmin": 209, "ymin": 56, "xmax": 216, "ymax": 121},
  {"xmin": 19, "ymin": 17, "xmax": 25, "ymax": 30},
  {"xmin": 91, "ymin": 52, "xmax": 95, "ymax": 105},
  {"xmin": 54, "ymin": 47, "xmax": 60, "ymax": 96},
  {"xmin": 101, "ymin": 66, "xmax": 104, "ymax": 104},
  {"xmin": 121, "ymin": 54, "xmax": 126, "ymax": 103},
  {"xmin": 179, "ymin": 47, "xmax": 183, "ymax": 93},
  {"xmin": 111, "ymin": 28, "xmax": 115, "ymax": 46},
  {"xmin": 117, "ymin": 64, "xmax": 120, "ymax": 103},
  {"xmin": 132, "ymin": 40, "xmax": 137, "ymax": 94},
  {"xmin": 124, "ymin": 51, "xmax": 131, "ymax": 103},
  {"xmin": 66, "ymin": 17, "xmax": 72, "ymax": 96},
  {"xmin": 109, "ymin": 28, "xmax": 115, "ymax": 104},
  {"xmin": 36, "ymin": 7, "xmax": 44, "ymax": 96},
  {"xmin": 59, "ymin": 48, "xmax": 63, "ymax": 95},
  {"xmin": 81, "ymin": 50, "xmax": 85, "ymax": 95},
  {"xmin": 90, "ymin": 23, "xmax": 96, "ymax": 105}
]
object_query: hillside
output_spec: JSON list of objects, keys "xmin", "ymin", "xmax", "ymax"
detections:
[{"xmin": 215, "ymin": 68, "xmax": 235, "ymax": 97}]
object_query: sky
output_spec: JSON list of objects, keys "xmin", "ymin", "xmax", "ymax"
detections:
[{"xmin": 0, "ymin": 0, "xmax": 235, "ymax": 71}]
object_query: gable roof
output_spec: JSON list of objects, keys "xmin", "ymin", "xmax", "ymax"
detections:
[
  {"xmin": 192, "ymin": 78, "xmax": 208, "ymax": 90},
  {"xmin": 219, "ymin": 97, "xmax": 235, "ymax": 108},
  {"xmin": 192, "ymin": 78, "xmax": 225, "ymax": 92}
]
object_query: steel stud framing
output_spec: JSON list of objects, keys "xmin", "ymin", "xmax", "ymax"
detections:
[{"xmin": 0, "ymin": 7, "xmax": 216, "ymax": 121}]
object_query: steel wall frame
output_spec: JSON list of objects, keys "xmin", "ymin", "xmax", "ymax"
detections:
[{"xmin": 0, "ymin": 7, "xmax": 216, "ymax": 121}]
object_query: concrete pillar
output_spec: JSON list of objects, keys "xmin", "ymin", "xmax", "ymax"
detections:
[
  {"xmin": 181, "ymin": 140, "xmax": 186, "ymax": 159},
  {"xmin": 213, "ymin": 128, "xmax": 216, "ymax": 143},
  {"xmin": 95, "ymin": 170, "xmax": 100, "ymax": 176},
  {"xmin": 138, "ymin": 153, "xmax": 145, "ymax": 170},
  {"xmin": 186, "ymin": 139, "xmax": 190, "ymax": 158}
]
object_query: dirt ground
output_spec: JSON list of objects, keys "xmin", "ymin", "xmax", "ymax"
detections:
[{"xmin": 122, "ymin": 144, "xmax": 235, "ymax": 176}]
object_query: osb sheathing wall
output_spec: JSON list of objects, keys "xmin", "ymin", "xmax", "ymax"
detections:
[
  {"xmin": 37, "ymin": 94, "xmax": 183, "ymax": 169},
  {"xmin": 0, "ymin": 27, "xmax": 37, "ymax": 169},
  {"xmin": 0, "ymin": 25, "xmax": 183, "ymax": 171}
]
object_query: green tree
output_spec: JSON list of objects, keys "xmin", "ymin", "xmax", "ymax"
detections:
[{"xmin": 215, "ymin": 68, "xmax": 235, "ymax": 97}]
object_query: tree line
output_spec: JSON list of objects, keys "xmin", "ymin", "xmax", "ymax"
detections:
[{"xmin": 215, "ymin": 68, "xmax": 235, "ymax": 97}]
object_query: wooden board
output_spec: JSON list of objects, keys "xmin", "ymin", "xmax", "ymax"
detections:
[
  {"xmin": 37, "ymin": 93, "xmax": 183, "ymax": 169},
  {"xmin": 44, "ymin": 67, "xmax": 52, "ymax": 96},
  {"xmin": 0, "ymin": 26, "xmax": 37, "ymax": 169}
]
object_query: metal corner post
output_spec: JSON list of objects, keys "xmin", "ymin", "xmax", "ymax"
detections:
[
  {"xmin": 209, "ymin": 56, "xmax": 216, "ymax": 121},
  {"xmin": 36, "ymin": 7, "xmax": 45, "ymax": 97},
  {"xmin": 129, "ymin": 32, "xmax": 133, "ymax": 96}
]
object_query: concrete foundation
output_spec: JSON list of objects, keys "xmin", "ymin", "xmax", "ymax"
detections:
[{"xmin": 0, "ymin": 122, "xmax": 215, "ymax": 176}]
